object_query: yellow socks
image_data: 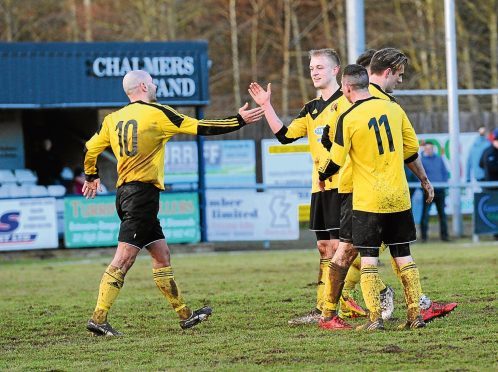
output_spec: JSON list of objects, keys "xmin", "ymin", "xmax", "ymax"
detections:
[
  {"xmin": 399, "ymin": 262, "xmax": 422, "ymax": 320},
  {"xmin": 316, "ymin": 258, "xmax": 330, "ymax": 312},
  {"xmin": 153, "ymin": 266, "xmax": 192, "ymax": 320},
  {"xmin": 92, "ymin": 265, "xmax": 125, "ymax": 324},
  {"xmin": 391, "ymin": 256, "xmax": 401, "ymax": 280},
  {"xmin": 342, "ymin": 256, "xmax": 361, "ymax": 298},
  {"xmin": 322, "ymin": 262, "xmax": 349, "ymax": 318},
  {"xmin": 360, "ymin": 265, "xmax": 381, "ymax": 321}
]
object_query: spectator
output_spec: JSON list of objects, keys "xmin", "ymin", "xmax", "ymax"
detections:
[
  {"xmin": 420, "ymin": 142, "xmax": 450, "ymax": 242},
  {"xmin": 72, "ymin": 167, "xmax": 85, "ymax": 195},
  {"xmin": 479, "ymin": 129, "xmax": 498, "ymax": 190},
  {"xmin": 33, "ymin": 138, "xmax": 62, "ymax": 186},
  {"xmin": 466, "ymin": 127, "xmax": 489, "ymax": 183}
]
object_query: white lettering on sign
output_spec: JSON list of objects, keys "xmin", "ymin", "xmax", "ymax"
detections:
[
  {"xmin": 91, "ymin": 56, "xmax": 197, "ymax": 98},
  {"xmin": 92, "ymin": 56, "xmax": 195, "ymax": 77}
]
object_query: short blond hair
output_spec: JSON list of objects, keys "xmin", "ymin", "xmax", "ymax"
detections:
[{"xmin": 308, "ymin": 48, "xmax": 341, "ymax": 66}]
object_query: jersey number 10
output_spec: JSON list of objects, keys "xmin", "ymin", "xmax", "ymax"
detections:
[
  {"xmin": 116, "ymin": 120, "xmax": 138, "ymax": 157},
  {"xmin": 368, "ymin": 114, "xmax": 395, "ymax": 155}
]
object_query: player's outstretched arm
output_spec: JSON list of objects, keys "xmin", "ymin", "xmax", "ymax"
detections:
[
  {"xmin": 248, "ymin": 82, "xmax": 284, "ymax": 134},
  {"xmin": 238, "ymin": 102, "xmax": 264, "ymax": 124},
  {"xmin": 406, "ymin": 157, "xmax": 434, "ymax": 203}
]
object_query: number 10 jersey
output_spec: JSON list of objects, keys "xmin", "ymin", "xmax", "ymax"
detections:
[{"xmin": 84, "ymin": 100, "xmax": 246, "ymax": 189}]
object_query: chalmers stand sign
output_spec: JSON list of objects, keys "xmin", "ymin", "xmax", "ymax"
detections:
[
  {"xmin": 0, "ymin": 41, "xmax": 209, "ymax": 108},
  {"xmin": 91, "ymin": 55, "xmax": 197, "ymax": 100}
]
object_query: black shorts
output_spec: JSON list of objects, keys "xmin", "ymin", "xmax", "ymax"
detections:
[
  {"xmin": 352, "ymin": 209, "xmax": 416, "ymax": 248},
  {"xmin": 116, "ymin": 181, "xmax": 165, "ymax": 249},
  {"xmin": 339, "ymin": 193, "xmax": 353, "ymax": 243},
  {"xmin": 309, "ymin": 189, "xmax": 340, "ymax": 239}
]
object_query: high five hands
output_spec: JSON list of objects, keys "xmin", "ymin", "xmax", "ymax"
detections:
[
  {"xmin": 248, "ymin": 82, "xmax": 271, "ymax": 106},
  {"xmin": 238, "ymin": 102, "xmax": 264, "ymax": 124}
]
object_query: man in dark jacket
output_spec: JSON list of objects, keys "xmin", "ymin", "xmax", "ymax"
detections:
[{"xmin": 479, "ymin": 128, "xmax": 498, "ymax": 190}]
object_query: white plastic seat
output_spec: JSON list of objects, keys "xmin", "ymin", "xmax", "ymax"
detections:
[
  {"xmin": 28, "ymin": 185, "xmax": 49, "ymax": 197},
  {"xmin": 0, "ymin": 186, "xmax": 10, "ymax": 198},
  {"xmin": 0, "ymin": 169, "xmax": 17, "ymax": 184},
  {"xmin": 7, "ymin": 184, "xmax": 30, "ymax": 198},
  {"xmin": 14, "ymin": 169, "xmax": 38, "ymax": 184},
  {"xmin": 47, "ymin": 185, "xmax": 66, "ymax": 197}
]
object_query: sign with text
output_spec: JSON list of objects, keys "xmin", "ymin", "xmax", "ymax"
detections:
[
  {"xmin": 261, "ymin": 139, "xmax": 312, "ymax": 221},
  {"xmin": 0, "ymin": 198, "xmax": 58, "ymax": 251},
  {"xmin": 165, "ymin": 140, "xmax": 256, "ymax": 186},
  {"xmin": 206, "ymin": 190, "xmax": 299, "ymax": 241},
  {"xmin": 473, "ymin": 191, "xmax": 498, "ymax": 235},
  {"xmin": 64, "ymin": 193, "xmax": 200, "ymax": 248},
  {"xmin": 0, "ymin": 41, "xmax": 209, "ymax": 108}
]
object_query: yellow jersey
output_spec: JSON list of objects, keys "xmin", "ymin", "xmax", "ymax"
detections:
[
  {"xmin": 333, "ymin": 83, "xmax": 397, "ymax": 193},
  {"xmin": 328, "ymin": 97, "xmax": 419, "ymax": 213},
  {"xmin": 84, "ymin": 100, "xmax": 247, "ymax": 189},
  {"xmin": 276, "ymin": 87, "xmax": 344, "ymax": 193}
]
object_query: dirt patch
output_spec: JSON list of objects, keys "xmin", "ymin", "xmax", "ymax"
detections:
[{"xmin": 380, "ymin": 344, "xmax": 403, "ymax": 353}]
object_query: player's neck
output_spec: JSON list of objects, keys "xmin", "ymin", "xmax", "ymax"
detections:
[
  {"xmin": 128, "ymin": 95, "xmax": 151, "ymax": 103},
  {"xmin": 351, "ymin": 91, "xmax": 371, "ymax": 103},
  {"xmin": 320, "ymin": 81, "xmax": 340, "ymax": 101},
  {"xmin": 368, "ymin": 75, "xmax": 386, "ymax": 91}
]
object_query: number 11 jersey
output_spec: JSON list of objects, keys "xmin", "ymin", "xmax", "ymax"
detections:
[{"xmin": 330, "ymin": 97, "xmax": 419, "ymax": 213}]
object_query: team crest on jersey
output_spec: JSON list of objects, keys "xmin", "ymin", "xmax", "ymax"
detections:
[
  {"xmin": 331, "ymin": 102, "xmax": 338, "ymax": 111},
  {"xmin": 314, "ymin": 126, "xmax": 324, "ymax": 136}
]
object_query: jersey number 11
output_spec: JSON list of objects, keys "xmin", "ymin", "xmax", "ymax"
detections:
[{"xmin": 368, "ymin": 114, "xmax": 395, "ymax": 155}]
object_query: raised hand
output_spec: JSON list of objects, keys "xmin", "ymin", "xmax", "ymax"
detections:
[
  {"xmin": 82, "ymin": 178, "xmax": 102, "ymax": 199},
  {"xmin": 238, "ymin": 102, "xmax": 264, "ymax": 124},
  {"xmin": 248, "ymin": 82, "xmax": 271, "ymax": 106}
]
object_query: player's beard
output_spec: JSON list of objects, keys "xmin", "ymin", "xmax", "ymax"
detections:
[{"xmin": 146, "ymin": 82, "xmax": 157, "ymax": 102}]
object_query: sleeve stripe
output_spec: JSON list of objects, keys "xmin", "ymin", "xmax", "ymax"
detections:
[{"xmin": 137, "ymin": 101, "xmax": 185, "ymax": 128}]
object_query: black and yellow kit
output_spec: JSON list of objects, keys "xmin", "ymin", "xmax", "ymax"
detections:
[
  {"xmin": 324, "ymin": 97, "xmax": 419, "ymax": 213},
  {"xmin": 84, "ymin": 100, "xmax": 247, "ymax": 189},
  {"xmin": 275, "ymin": 88, "xmax": 347, "ymax": 233},
  {"xmin": 276, "ymin": 88, "xmax": 347, "ymax": 193},
  {"xmin": 320, "ymin": 83, "xmax": 397, "ymax": 194},
  {"xmin": 320, "ymin": 96, "xmax": 419, "ymax": 246},
  {"xmin": 84, "ymin": 100, "xmax": 248, "ymax": 248}
]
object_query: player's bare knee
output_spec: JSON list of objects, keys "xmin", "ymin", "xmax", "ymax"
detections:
[{"xmin": 316, "ymin": 240, "xmax": 330, "ymax": 256}]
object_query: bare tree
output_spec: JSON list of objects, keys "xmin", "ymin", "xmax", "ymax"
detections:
[
  {"xmin": 320, "ymin": 0, "xmax": 333, "ymax": 47},
  {"xmin": 281, "ymin": 0, "xmax": 291, "ymax": 117},
  {"xmin": 2, "ymin": 0, "xmax": 14, "ymax": 41},
  {"xmin": 250, "ymin": 0, "xmax": 263, "ymax": 82},
  {"xmin": 489, "ymin": 1, "xmax": 498, "ymax": 112},
  {"xmin": 291, "ymin": 2, "xmax": 309, "ymax": 103},
  {"xmin": 84, "ymin": 0, "xmax": 93, "ymax": 41},
  {"xmin": 229, "ymin": 0, "xmax": 241, "ymax": 110}
]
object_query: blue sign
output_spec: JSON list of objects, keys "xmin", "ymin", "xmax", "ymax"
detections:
[
  {"xmin": 0, "ymin": 41, "xmax": 209, "ymax": 108},
  {"xmin": 474, "ymin": 191, "xmax": 498, "ymax": 234},
  {"xmin": 164, "ymin": 140, "xmax": 256, "ymax": 186}
]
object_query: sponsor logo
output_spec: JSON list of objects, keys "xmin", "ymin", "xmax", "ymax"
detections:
[
  {"xmin": 0, "ymin": 211, "xmax": 37, "ymax": 244},
  {"xmin": 477, "ymin": 195, "xmax": 498, "ymax": 229},
  {"xmin": 314, "ymin": 126, "xmax": 324, "ymax": 136}
]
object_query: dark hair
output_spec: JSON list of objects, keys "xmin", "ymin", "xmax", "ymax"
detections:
[
  {"xmin": 356, "ymin": 49, "xmax": 377, "ymax": 68},
  {"xmin": 308, "ymin": 48, "xmax": 341, "ymax": 66},
  {"xmin": 342, "ymin": 64, "xmax": 369, "ymax": 89},
  {"xmin": 370, "ymin": 48, "xmax": 408, "ymax": 75}
]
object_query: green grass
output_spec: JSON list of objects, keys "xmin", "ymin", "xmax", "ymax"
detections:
[{"xmin": 0, "ymin": 243, "xmax": 497, "ymax": 371}]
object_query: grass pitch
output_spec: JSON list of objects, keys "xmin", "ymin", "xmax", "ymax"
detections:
[{"xmin": 0, "ymin": 242, "xmax": 496, "ymax": 371}]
